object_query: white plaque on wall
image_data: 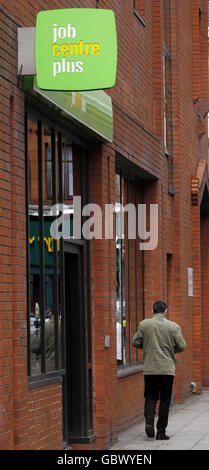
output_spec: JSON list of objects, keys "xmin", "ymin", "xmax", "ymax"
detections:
[{"xmin": 188, "ymin": 267, "xmax": 193, "ymax": 297}]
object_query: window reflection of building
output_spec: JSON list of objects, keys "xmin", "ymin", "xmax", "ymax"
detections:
[
  {"xmin": 46, "ymin": 142, "xmax": 52, "ymax": 200},
  {"xmin": 27, "ymin": 112, "xmax": 79, "ymax": 377},
  {"xmin": 46, "ymin": 141, "xmax": 73, "ymax": 201},
  {"xmin": 115, "ymin": 173, "xmax": 126, "ymax": 365},
  {"xmin": 116, "ymin": 170, "xmax": 144, "ymax": 368},
  {"xmin": 62, "ymin": 144, "xmax": 73, "ymax": 200}
]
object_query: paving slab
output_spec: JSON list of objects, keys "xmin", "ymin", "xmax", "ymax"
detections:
[{"xmin": 110, "ymin": 388, "xmax": 209, "ymax": 450}]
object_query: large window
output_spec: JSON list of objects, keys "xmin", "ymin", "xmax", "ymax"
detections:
[
  {"xmin": 26, "ymin": 113, "xmax": 64, "ymax": 378},
  {"xmin": 26, "ymin": 109, "xmax": 84, "ymax": 381},
  {"xmin": 116, "ymin": 170, "xmax": 144, "ymax": 368},
  {"xmin": 163, "ymin": 0, "xmax": 174, "ymax": 194}
]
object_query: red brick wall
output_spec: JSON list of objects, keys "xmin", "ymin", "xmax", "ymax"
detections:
[
  {"xmin": 0, "ymin": 7, "xmax": 65, "ymax": 450},
  {"xmin": 28, "ymin": 385, "xmax": 63, "ymax": 449},
  {"xmin": 0, "ymin": 9, "xmax": 26, "ymax": 450},
  {"xmin": 0, "ymin": 0, "xmax": 208, "ymax": 451},
  {"xmin": 88, "ymin": 143, "xmax": 117, "ymax": 449},
  {"xmin": 192, "ymin": 180, "xmax": 202, "ymax": 393},
  {"xmin": 116, "ymin": 374, "xmax": 144, "ymax": 433},
  {"xmin": 161, "ymin": 0, "xmax": 208, "ymax": 401}
]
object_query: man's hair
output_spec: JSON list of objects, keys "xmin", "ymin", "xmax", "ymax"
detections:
[{"xmin": 153, "ymin": 301, "xmax": 167, "ymax": 313}]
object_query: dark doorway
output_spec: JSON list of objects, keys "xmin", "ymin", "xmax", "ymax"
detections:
[{"xmin": 63, "ymin": 242, "xmax": 88, "ymax": 443}]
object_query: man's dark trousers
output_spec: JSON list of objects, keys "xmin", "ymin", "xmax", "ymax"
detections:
[{"xmin": 144, "ymin": 375, "xmax": 174, "ymax": 433}]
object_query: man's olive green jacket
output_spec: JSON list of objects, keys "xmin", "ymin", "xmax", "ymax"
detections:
[
  {"xmin": 31, "ymin": 316, "xmax": 61, "ymax": 372},
  {"xmin": 132, "ymin": 314, "xmax": 186, "ymax": 376}
]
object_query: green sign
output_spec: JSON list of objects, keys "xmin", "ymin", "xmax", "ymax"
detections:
[
  {"xmin": 35, "ymin": 8, "xmax": 117, "ymax": 91},
  {"xmin": 24, "ymin": 76, "xmax": 113, "ymax": 142}
]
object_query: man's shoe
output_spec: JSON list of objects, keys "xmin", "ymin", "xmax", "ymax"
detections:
[
  {"xmin": 156, "ymin": 432, "xmax": 169, "ymax": 440},
  {"xmin": 145, "ymin": 424, "xmax": 155, "ymax": 438}
]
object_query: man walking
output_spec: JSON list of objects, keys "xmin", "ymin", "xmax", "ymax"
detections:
[{"xmin": 132, "ymin": 301, "xmax": 186, "ymax": 440}]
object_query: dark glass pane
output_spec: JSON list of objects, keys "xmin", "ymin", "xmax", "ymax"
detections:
[{"xmin": 28, "ymin": 115, "xmax": 41, "ymax": 376}]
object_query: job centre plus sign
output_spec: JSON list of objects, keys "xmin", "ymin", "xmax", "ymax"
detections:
[
  {"xmin": 35, "ymin": 8, "xmax": 117, "ymax": 91},
  {"xmin": 52, "ymin": 22, "xmax": 101, "ymax": 77}
]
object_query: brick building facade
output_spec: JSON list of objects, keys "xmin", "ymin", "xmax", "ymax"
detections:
[{"xmin": 0, "ymin": 0, "xmax": 209, "ymax": 450}]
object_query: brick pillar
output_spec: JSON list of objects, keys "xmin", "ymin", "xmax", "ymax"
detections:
[
  {"xmin": 0, "ymin": 78, "xmax": 14, "ymax": 451},
  {"xmin": 89, "ymin": 143, "xmax": 117, "ymax": 449},
  {"xmin": 200, "ymin": 215, "xmax": 209, "ymax": 386},
  {"xmin": 143, "ymin": 179, "xmax": 162, "ymax": 315},
  {"xmin": 11, "ymin": 91, "xmax": 29, "ymax": 449},
  {"xmin": 191, "ymin": 177, "xmax": 202, "ymax": 393}
]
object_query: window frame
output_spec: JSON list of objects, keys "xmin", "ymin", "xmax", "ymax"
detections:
[
  {"xmin": 26, "ymin": 110, "xmax": 65, "ymax": 386},
  {"xmin": 163, "ymin": 0, "xmax": 174, "ymax": 195},
  {"xmin": 62, "ymin": 144, "xmax": 73, "ymax": 200},
  {"xmin": 25, "ymin": 102, "xmax": 93, "ymax": 446},
  {"xmin": 115, "ymin": 167, "xmax": 144, "ymax": 373}
]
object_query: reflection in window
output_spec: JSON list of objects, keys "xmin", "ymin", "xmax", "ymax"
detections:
[
  {"xmin": 46, "ymin": 143, "xmax": 52, "ymax": 200},
  {"xmin": 26, "ymin": 111, "xmax": 85, "ymax": 378},
  {"xmin": 116, "ymin": 174, "xmax": 125, "ymax": 364},
  {"xmin": 116, "ymin": 170, "xmax": 143, "ymax": 367},
  {"xmin": 27, "ymin": 115, "xmax": 62, "ymax": 376},
  {"xmin": 63, "ymin": 144, "xmax": 73, "ymax": 199},
  {"xmin": 163, "ymin": 0, "xmax": 174, "ymax": 194},
  {"xmin": 46, "ymin": 142, "xmax": 74, "ymax": 201}
]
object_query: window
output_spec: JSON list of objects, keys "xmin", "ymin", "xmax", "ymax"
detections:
[
  {"xmin": 116, "ymin": 170, "xmax": 144, "ymax": 368},
  {"xmin": 26, "ymin": 110, "xmax": 84, "ymax": 381},
  {"xmin": 26, "ymin": 114, "xmax": 63, "ymax": 378},
  {"xmin": 46, "ymin": 142, "xmax": 73, "ymax": 201},
  {"xmin": 163, "ymin": 0, "xmax": 174, "ymax": 194},
  {"xmin": 62, "ymin": 144, "xmax": 73, "ymax": 199},
  {"xmin": 133, "ymin": 0, "xmax": 146, "ymax": 27},
  {"xmin": 46, "ymin": 142, "xmax": 52, "ymax": 200}
]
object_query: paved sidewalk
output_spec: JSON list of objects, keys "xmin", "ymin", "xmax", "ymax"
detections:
[{"xmin": 110, "ymin": 388, "xmax": 209, "ymax": 450}]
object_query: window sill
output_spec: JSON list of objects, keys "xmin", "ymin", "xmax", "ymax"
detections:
[
  {"xmin": 134, "ymin": 10, "xmax": 146, "ymax": 27},
  {"xmin": 67, "ymin": 433, "xmax": 96, "ymax": 444},
  {"xmin": 28, "ymin": 369, "xmax": 65, "ymax": 389},
  {"xmin": 117, "ymin": 363, "xmax": 143, "ymax": 379}
]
